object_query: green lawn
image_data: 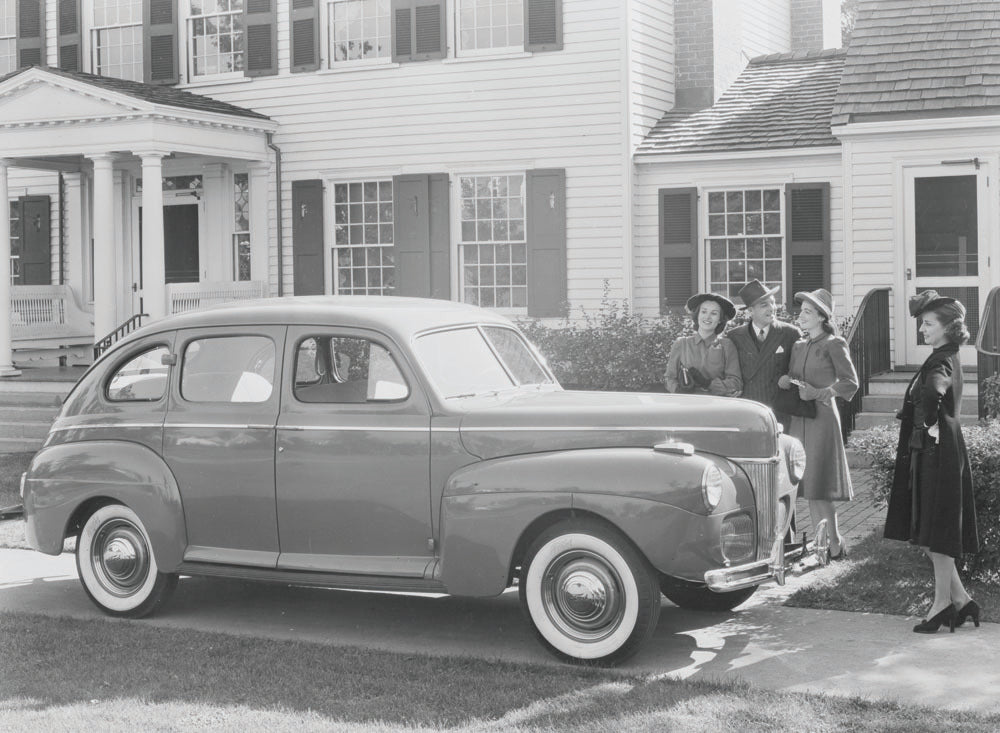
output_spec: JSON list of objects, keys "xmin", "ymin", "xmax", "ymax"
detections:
[
  {"xmin": 784, "ymin": 531, "xmax": 999, "ymax": 624},
  {"xmin": 2, "ymin": 611, "xmax": 999, "ymax": 732}
]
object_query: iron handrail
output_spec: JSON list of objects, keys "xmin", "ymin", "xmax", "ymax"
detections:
[
  {"xmin": 93, "ymin": 313, "xmax": 148, "ymax": 360},
  {"xmin": 839, "ymin": 287, "xmax": 892, "ymax": 438},
  {"xmin": 975, "ymin": 285, "xmax": 1000, "ymax": 419}
]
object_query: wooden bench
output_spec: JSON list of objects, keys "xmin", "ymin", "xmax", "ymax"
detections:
[{"xmin": 11, "ymin": 284, "xmax": 94, "ymax": 365}]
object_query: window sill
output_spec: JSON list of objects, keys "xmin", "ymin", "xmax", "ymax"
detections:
[
  {"xmin": 316, "ymin": 61, "xmax": 401, "ymax": 75},
  {"xmin": 442, "ymin": 50, "xmax": 533, "ymax": 64},
  {"xmin": 178, "ymin": 75, "xmax": 255, "ymax": 90}
]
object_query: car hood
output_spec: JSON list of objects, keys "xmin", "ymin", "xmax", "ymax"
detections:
[{"xmin": 456, "ymin": 390, "xmax": 777, "ymax": 460}]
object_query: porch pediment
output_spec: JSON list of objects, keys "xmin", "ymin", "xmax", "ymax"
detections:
[{"xmin": 0, "ymin": 76, "xmax": 146, "ymax": 125}]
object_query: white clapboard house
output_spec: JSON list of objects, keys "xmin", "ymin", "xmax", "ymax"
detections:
[{"xmin": 0, "ymin": 0, "xmax": 841, "ymax": 373}]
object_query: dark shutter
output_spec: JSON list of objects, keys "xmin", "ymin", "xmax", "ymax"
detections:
[
  {"xmin": 16, "ymin": 0, "xmax": 46, "ymax": 68},
  {"xmin": 392, "ymin": 0, "xmax": 445, "ymax": 62},
  {"xmin": 57, "ymin": 0, "xmax": 82, "ymax": 71},
  {"xmin": 391, "ymin": 174, "xmax": 450, "ymax": 298},
  {"xmin": 785, "ymin": 182, "xmax": 830, "ymax": 309},
  {"xmin": 290, "ymin": 0, "xmax": 319, "ymax": 72},
  {"xmin": 525, "ymin": 0, "xmax": 562, "ymax": 52},
  {"xmin": 428, "ymin": 173, "xmax": 450, "ymax": 299},
  {"xmin": 19, "ymin": 195, "xmax": 52, "ymax": 285},
  {"xmin": 291, "ymin": 180, "xmax": 325, "ymax": 295},
  {"xmin": 658, "ymin": 188, "xmax": 698, "ymax": 313},
  {"xmin": 245, "ymin": 0, "xmax": 278, "ymax": 77},
  {"xmin": 144, "ymin": 0, "xmax": 178, "ymax": 84},
  {"xmin": 526, "ymin": 169, "xmax": 567, "ymax": 317}
]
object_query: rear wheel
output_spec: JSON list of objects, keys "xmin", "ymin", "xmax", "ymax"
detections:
[
  {"xmin": 659, "ymin": 575, "xmax": 756, "ymax": 612},
  {"xmin": 519, "ymin": 519, "xmax": 660, "ymax": 666},
  {"xmin": 76, "ymin": 504, "xmax": 177, "ymax": 618}
]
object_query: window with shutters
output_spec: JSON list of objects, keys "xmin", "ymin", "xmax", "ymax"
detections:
[
  {"xmin": 706, "ymin": 188, "xmax": 784, "ymax": 300},
  {"xmin": 233, "ymin": 172, "xmax": 251, "ymax": 281},
  {"xmin": 92, "ymin": 0, "xmax": 143, "ymax": 80},
  {"xmin": 458, "ymin": 173, "xmax": 527, "ymax": 309},
  {"xmin": 188, "ymin": 0, "xmax": 245, "ymax": 77},
  {"xmin": 331, "ymin": 180, "xmax": 395, "ymax": 295},
  {"xmin": 327, "ymin": 0, "xmax": 391, "ymax": 65},
  {"xmin": 0, "ymin": 0, "xmax": 14, "ymax": 74},
  {"xmin": 456, "ymin": 0, "xmax": 522, "ymax": 54}
]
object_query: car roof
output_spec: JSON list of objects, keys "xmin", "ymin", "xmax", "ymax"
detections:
[{"xmin": 117, "ymin": 296, "xmax": 515, "ymax": 347}]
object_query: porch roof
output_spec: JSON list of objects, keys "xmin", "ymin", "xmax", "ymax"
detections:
[
  {"xmin": 832, "ymin": 0, "xmax": 1000, "ymax": 126},
  {"xmin": 636, "ymin": 49, "xmax": 845, "ymax": 158}
]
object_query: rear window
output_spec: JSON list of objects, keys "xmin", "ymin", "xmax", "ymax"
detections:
[
  {"xmin": 107, "ymin": 346, "xmax": 170, "ymax": 402},
  {"xmin": 181, "ymin": 336, "xmax": 275, "ymax": 403}
]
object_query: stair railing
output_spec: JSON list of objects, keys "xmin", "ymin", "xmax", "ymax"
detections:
[
  {"xmin": 93, "ymin": 313, "xmax": 148, "ymax": 360},
  {"xmin": 839, "ymin": 287, "xmax": 892, "ymax": 438},
  {"xmin": 975, "ymin": 285, "xmax": 1000, "ymax": 420}
]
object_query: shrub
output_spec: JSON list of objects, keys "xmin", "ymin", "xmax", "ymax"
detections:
[
  {"xmin": 849, "ymin": 420, "xmax": 1000, "ymax": 581},
  {"xmin": 517, "ymin": 291, "xmax": 690, "ymax": 392},
  {"xmin": 980, "ymin": 374, "xmax": 1000, "ymax": 419}
]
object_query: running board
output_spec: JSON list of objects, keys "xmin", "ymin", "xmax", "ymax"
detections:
[{"xmin": 176, "ymin": 562, "xmax": 448, "ymax": 594}]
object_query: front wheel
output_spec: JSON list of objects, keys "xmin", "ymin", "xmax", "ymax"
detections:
[
  {"xmin": 659, "ymin": 576, "xmax": 756, "ymax": 612},
  {"xmin": 77, "ymin": 504, "xmax": 177, "ymax": 618},
  {"xmin": 519, "ymin": 519, "xmax": 661, "ymax": 666}
]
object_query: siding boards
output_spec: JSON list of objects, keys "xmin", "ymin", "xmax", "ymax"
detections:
[{"xmin": 630, "ymin": 0, "xmax": 674, "ymax": 149}]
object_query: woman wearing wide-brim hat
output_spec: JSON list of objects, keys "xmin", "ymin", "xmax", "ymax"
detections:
[
  {"xmin": 884, "ymin": 291, "xmax": 980, "ymax": 634},
  {"xmin": 664, "ymin": 292, "xmax": 742, "ymax": 396},
  {"xmin": 777, "ymin": 288, "xmax": 859, "ymax": 560}
]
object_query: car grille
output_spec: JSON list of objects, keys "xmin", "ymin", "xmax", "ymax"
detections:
[{"xmin": 734, "ymin": 458, "xmax": 778, "ymax": 559}]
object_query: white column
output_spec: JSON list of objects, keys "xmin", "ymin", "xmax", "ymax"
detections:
[
  {"xmin": 62, "ymin": 172, "xmax": 85, "ymax": 302},
  {"xmin": 248, "ymin": 161, "xmax": 270, "ymax": 292},
  {"xmin": 0, "ymin": 160, "xmax": 20, "ymax": 376},
  {"xmin": 202, "ymin": 162, "xmax": 227, "ymax": 281},
  {"xmin": 90, "ymin": 154, "xmax": 117, "ymax": 343},
  {"xmin": 140, "ymin": 153, "xmax": 167, "ymax": 320}
]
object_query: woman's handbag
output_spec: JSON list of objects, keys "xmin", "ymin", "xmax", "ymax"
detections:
[
  {"xmin": 773, "ymin": 384, "xmax": 817, "ymax": 418},
  {"xmin": 678, "ymin": 366, "xmax": 695, "ymax": 392}
]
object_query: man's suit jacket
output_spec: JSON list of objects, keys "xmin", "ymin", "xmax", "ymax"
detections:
[{"xmin": 728, "ymin": 321, "xmax": 801, "ymax": 420}]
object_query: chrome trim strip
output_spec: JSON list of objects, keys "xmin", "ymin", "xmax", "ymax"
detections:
[
  {"xmin": 48, "ymin": 422, "xmax": 163, "ymax": 432},
  {"xmin": 458, "ymin": 425, "xmax": 741, "ymax": 432},
  {"xmin": 278, "ymin": 425, "xmax": 427, "ymax": 432},
  {"xmin": 165, "ymin": 423, "xmax": 271, "ymax": 430}
]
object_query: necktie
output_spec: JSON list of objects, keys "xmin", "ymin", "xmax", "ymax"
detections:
[{"xmin": 758, "ymin": 329, "xmax": 766, "ymax": 342}]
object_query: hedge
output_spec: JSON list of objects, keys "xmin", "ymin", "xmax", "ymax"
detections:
[{"xmin": 849, "ymin": 421, "xmax": 1000, "ymax": 582}]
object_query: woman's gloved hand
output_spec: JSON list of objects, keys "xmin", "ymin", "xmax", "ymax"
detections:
[
  {"xmin": 799, "ymin": 383, "xmax": 833, "ymax": 404},
  {"xmin": 777, "ymin": 374, "xmax": 792, "ymax": 390}
]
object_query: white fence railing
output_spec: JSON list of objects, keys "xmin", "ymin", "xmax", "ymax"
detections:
[
  {"xmin": 167, "ymin": 281, "xmax": 268, "ymax": 315},
  {"xmin": 11, "ymin": 284, "xmax": 93, "ymax": 342}
]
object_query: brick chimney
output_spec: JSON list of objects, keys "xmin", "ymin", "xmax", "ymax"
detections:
[
  {"xmin": 673, "ymin": 0, "xmax": 715, "ymax": 110},
  {"xmin": 790, "ymin": 0, "xmax": 824, "ymax": 52}
]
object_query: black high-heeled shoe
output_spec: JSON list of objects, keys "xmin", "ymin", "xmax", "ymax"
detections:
[
  {"xmin": 913, "ymin": 605, "xmax": 956, "ymax": 634},
  {"xmin": 829, "ymin": 542, "xmax": 848, "ymax": 561},
  {"xmin": 955, "ymin": 600, "xmax": 981, "ymax": 628}
]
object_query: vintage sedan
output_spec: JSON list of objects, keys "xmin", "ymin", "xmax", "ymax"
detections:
[{"xmin": 22, "ymin": 296, "xmax": 809, "ymax": 665}]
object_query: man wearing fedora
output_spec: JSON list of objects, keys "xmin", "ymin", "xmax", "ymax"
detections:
[{"xmin": 728, "ymin": 279, "xmax": 801, "ymax": 427}]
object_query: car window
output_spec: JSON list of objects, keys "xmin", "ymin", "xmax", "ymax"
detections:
[
  {"xmin": 107, "ymin": 346, "xmax": 170, "ymax": 402},
  {"xmin": 482, "ymin": 327, "xmax": 554, "ymax": 387},
  {"xmin": 181, "ymin": 336, "xmax": 275, "ymax": 403},
  {"xmin": 414, "ymin": 327, "xmax": 515, "ymax": 398},
  {"xmin": 294, "ymin": 335, "xmax": 409, "ymax": 403}
]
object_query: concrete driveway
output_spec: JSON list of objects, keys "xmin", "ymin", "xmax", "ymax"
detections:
[{"xmin": 2, "ymin": 547, "xmax": 998, "ymax": 715}]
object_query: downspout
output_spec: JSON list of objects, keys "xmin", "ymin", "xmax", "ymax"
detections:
[
  {"xmin": 267, "ymin": 133, "xmax": 283, "ymax": 296},
  {"xmin": 58, "ymin": 172, "xmax": 65, "ymax": 284}
]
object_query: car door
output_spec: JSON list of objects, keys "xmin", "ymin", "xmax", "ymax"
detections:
[
  {"xmin": 163, "ymin": 326, "xmax": 285, "ymax": 568},
  {"xmin": 275, "ymin": 325, "xmax": 433, "ymax": 577}
]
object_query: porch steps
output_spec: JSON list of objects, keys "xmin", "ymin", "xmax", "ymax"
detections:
[
  {"xmin": 0, "ymin": 371, "xmax": 77, "ymax": 454},
  {"xmin": 852, "ymin": 369, "xmax": 979, "ymax": 431}
]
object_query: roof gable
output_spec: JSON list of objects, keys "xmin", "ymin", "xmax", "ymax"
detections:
[
  {"xmin": 0, "ymin": 75, "xmax": 147, "ymax": 124},
  {"xmin": 637, "ymin": 49, "xmax": 845, "ymax": 157},
  {"xmin": 832, "ymin": 0, "xmax": 1000, "ymax": 125}
]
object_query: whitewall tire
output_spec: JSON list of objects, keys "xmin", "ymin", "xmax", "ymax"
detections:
[
  {"xmin": 77, "ymin": 504, "xmax": 177, "ymax": 618},
  {"xmin": 519, "ymin": 519, "xmax": 661, "ymax": 666}
]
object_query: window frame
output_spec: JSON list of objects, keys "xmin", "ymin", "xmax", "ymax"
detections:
[
  {"xmin": 453, "ymin": 0, "xmax": 525, "ymax": 58},
  {"xmin": 291, "ymin": 332, "xmax": 410, "ymax": 404},
  {"xmin": 329, "ymin": 178, "xmax": 395, "ymax": 296},
  {"xmin": 183, "ymin": 0, "xmax": 246, "ymax": 82},
  {"xmin": 104, "ymin": 343, "xmax": 172, "ymax": 403},
  {"xmin": 179, "ymin": 332, "xmax": 277, "ymax": 404},
  {"xmin": 323, "ymin": 0, "xmax": 393, "ymax": 69},
  {"xmin": 0, "ymin": 0, "xmax": 15, "ymax": 75},
  {"xmin": 89, "ymin": 0, "xmax": 144, "ymax": 81}
]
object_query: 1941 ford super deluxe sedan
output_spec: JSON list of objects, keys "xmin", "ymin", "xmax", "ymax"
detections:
[{"xmin": 22, "ymin": 296, "xmax": 809, "ymax": 665}]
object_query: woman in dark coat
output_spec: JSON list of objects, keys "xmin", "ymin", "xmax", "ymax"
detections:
[{"xmin": 884, "ymin": 291, "xmax": 980, "ymax": 634}]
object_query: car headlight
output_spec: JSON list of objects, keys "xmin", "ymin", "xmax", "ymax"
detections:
[
  {"xmin": 702, "ymin": 464, "xmax": 724, "ymax": 511},
  {"xmin": 788, "ymin": 438, "xmax": 806, "ymax": 483}
]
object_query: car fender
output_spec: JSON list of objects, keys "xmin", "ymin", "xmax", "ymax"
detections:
[
  {"xmin": 438, "ymin": 448, "xmax": 744, "ymax": 596},
  {"xmin": 23, "ymin": 440, "xmax": 186, "ymax": 570}
]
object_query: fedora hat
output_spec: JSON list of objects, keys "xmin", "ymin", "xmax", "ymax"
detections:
[
  {"xmin": 908, "ymin": 289, "xmax": 960, "ymax": 319},
  {"xmin": 737, "ymin": 279, "xmax": 780, "ymax": 308},
  {"xmin": 686, "ymin": 292, "xmax": 736, "ymax": 322},
  {"xmin": 794, "ymin": 288, "xmax": 834, "ymax": 321}
]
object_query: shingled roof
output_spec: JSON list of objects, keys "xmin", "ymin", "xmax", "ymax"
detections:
[
  {"xmin": 832, "ymin": 0, "xmax": 1000, "ymax": 126},
  {"xmin": 636, "ymin": 49, "xmax": 845, "ymax": 157},
  {"xmin": 0, "ymin": 66, "xmax": 270, "ymax": 121}
]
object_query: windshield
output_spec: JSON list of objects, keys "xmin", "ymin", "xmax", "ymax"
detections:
[{"xmin": 414, "ymin": 326, "xmax": 556, "ymax": 398}]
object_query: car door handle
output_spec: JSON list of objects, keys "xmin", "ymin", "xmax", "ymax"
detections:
[{"xmin": 278, "ymin": 446, "xmax": 284, "ymax": 453}]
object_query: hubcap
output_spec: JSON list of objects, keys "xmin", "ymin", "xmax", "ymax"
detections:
[
  {"xmin": 91, "ymin": 519, "xmax": 150, "ymax": 597},
  {"xmin": 542, "ymin": 551, "xmax": 625, "ymax": 642}
]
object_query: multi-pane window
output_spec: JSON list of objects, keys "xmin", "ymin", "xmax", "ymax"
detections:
[
  {"xmin": 233, "ymin": 173, "xmax": 250, "ymax": 281},
  {"xmin": 457, "ymin": 0, "xmax": 523, "ymax": 52},
  {"xmin": 706, "ymin": 188, "xmax": 783, "ymax": 299},
  {"xmin": 332, "ymin": 180, "xmax": 394, "ymax": 295},
  {"xmin": 0, "ymin": 0, "xmax": 14, "ymax": 75},
  {"xmin": 92, "ymin": 0, "xmax": 143, "ymax": 81},
  {"xmin": 459, "ymin": 174, "xmax": 526, "ymax": 309},
  {"xmin": 8, "ymin": 201, "xmax": 19, "ymax": 285},
  {"xmin": 328, "ymin": 0, "xmax": 391, "ymax": 64},
  {"xmin": 189, "ymin": 0, "xmax": 245, "ymax": 77}
]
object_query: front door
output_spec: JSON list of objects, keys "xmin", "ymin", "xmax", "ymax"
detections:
[
  {"xmin": 133, "ymin": 200, "xmax": 201, "ymax": 315},
  {"xmin": 903, "ymin": 164, "xmax": 991, "ymax": 364}
]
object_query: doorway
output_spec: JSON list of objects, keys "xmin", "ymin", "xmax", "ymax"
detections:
[{"xmin": 133, "ymin": 199, "xmax": 201, "ymax": 315}]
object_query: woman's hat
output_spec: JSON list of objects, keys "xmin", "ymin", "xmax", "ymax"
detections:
[
  {"xmin": 794, "ymin": 288, "xmax": 834, "ymax": 320},
  {"xmin": 908, "ymin": 290, "xmax": 961, "ymax": 319},
  {"xmin": 737, "ymin": 279, "xmax": 780, "ymax": 308},
  {"xmin": 686, "ymin": 292, "xmax": 736, "ymax": 321}
]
